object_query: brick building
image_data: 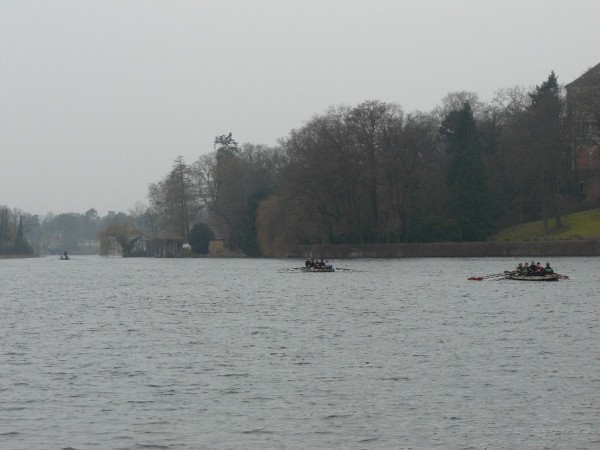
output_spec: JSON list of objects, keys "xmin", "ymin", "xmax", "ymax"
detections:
[{"xmin": 565, "ymin": 62, "xmax": 600, "ymax": 205}]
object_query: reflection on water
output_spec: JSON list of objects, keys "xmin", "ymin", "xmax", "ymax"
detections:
[{"xmin": 1, "ymin": 256, "xmax": 599, "ymax": 449}]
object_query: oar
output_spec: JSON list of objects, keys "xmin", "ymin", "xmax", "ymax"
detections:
[
  {"xmin": 468, "ymin": 272, "xmax": 506, "ymax": 281},
  {"xmin": 557, "ymin": 273, "xmax": 570, "ymax": 280}
]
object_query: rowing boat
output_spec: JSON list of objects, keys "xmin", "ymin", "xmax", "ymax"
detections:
[
  {"xmin": 300, "ymin": 267, "xmax": 335, "ymax": 273},
  {"xmin": 469, "ymin": 269, "xmax": 566, "ymax": 281},
  {"xmin": 504, "ymin": 273, "xmax": 559, "ymax": 281}
]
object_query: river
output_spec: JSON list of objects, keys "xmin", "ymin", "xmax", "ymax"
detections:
[{"xmin": 1, "ymin": 256, "xmax": 599, "ymax": 449}]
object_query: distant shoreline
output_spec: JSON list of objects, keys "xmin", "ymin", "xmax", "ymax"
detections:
[
  {"xmin": 4, "ymin": 240, "xmax": 599, "ymax": 259},
  {"xmin": 289, "ymin": 240, "xmax": 600, "ymax": 258}
]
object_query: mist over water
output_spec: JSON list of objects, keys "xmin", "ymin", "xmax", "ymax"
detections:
[{"xmin": 1, "ymin": 256, "xmax": 599, "ymax": 449}]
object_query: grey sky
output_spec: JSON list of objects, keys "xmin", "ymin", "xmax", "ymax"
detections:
[{"xmin": 1, "ymin": 0, "xmax": 599, "ymax": 217}]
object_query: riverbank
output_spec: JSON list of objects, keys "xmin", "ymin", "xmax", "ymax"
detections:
[{"xmin": 289, "ymin": 240, "xmax": 600, "ymax": 258}]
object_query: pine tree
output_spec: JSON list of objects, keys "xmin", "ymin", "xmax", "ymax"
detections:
[
  {"xmin": 440, "ymin": 103, "xmax": 491, "ymax": 241},
  {"xmin": 14, "ymin": 214, "xmax": 33, "ymax": 255},
  {"xmin": 527, "ymin": 71, "xmax": 570, "ymax": 230},
  {"xmin": 529, "ymin": 70, "xmax": 559, "ymax": 107}
]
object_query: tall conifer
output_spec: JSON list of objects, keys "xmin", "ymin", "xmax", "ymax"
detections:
[{"xmin": 440, "ymin": 103, "xmax": 491, "ymax": 240}]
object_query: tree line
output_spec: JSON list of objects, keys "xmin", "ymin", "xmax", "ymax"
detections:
[
  {"xmin": 4, "ymin": 71, "xmax": 595, "ymax": 257},
  {"xmin": 0, "ymin": 207, "xmax": 33, "ymax": 255},
  {"xmin": 0, "ymin": 207, "xmax": 136, "ymax": 256},
  {"xmin": 142, "ymin": 71, "xmax": 587, "ymax": 256}
]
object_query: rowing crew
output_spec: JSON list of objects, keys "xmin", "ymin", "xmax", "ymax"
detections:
[
  {"xmin": 515, "ymin": 261, "xmax": 553, "ymax": 276},
  {"xmin": 305, "ymin": 258, "xmax": 333, "ymax": 270}
]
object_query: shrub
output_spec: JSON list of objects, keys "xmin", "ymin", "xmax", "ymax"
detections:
[{"xmin": 188, "ymin": 223, "xmax": 215, "ymax": 254}]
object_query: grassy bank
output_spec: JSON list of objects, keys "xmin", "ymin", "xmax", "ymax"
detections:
[{"xmin": 490, "ymin": 208, "xmax": 600, "ymax": 241}]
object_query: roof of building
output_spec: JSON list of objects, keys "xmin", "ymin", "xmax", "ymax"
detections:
[{"xmin": 566, "ymin": 62, "xmax": 600, "ymax": 88}]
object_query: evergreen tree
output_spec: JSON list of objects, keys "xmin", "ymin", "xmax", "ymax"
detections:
[
  {"xmin": 440, "ymin": 102, "xmax": 491, "ymax": 241},
  {"xmin": 14, "ymin": 214, "xmax": 33, "ymax": 255},
  {"xmin": 188, "ymin": 222, "xmax": 215, "ymax": 254},
  {"xmin": 526, "ymin": 71, "xmax": 570, "ymax": 229},
  {"xmin": 529, "ymin": 70, "xmax": 559, "ymax": 107}
]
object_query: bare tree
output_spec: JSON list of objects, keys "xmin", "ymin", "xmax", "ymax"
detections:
[{"xmin": 147, "ymin": 156, "xmax": 200, "ymax": 242}]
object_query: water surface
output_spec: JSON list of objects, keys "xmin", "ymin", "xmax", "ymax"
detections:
[{"xmin": 1, "ymin": 256, "xmax": 599, "ymax": 449}]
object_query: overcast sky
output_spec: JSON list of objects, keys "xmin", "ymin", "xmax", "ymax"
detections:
[{"xmin": 1, "ymin": 0, "xmax": 599, "ymax": 217}]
